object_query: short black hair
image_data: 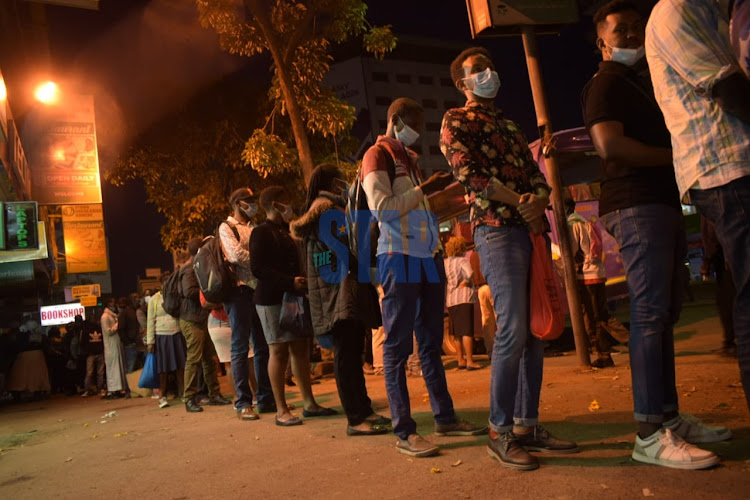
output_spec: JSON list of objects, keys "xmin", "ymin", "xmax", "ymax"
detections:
[
  {"xmin": 450, "ymin": 47, "xmax": 493, "ymax": 88},
  {"xmin": 593, "ymin": 0, "xmax": 639, "ymax": 31},
  {"xmin": 187, "ymin": 237, "xmax": 203, "ymax": 257},
  {"xmin": 386, "ymin": 97, "xmax": 423, "ymax": 123},
  {"xmin": 259, "ymin": 186, "xmax": 287, "ymax": 213},
  {"xmin": 229, "ymin": 187, "xmax": 254, "ymax": 208}
]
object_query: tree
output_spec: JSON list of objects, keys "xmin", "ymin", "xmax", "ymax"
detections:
[{"xmin": 196, "ymin": 0, "xmax": 396, "ymax": 184}]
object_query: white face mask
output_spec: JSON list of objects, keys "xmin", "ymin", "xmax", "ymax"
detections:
[
  {"xmin": 394, "ymin": 117, "xmax": 420, "ymax": 146},
  {"xmin": 274, "ymin": 202, "xmax": 294, "ymax": 222},
  {"xmin": 605, "ymin": 41, "xmax": 645, "ymax": 66},
  {"xmin": 238, "ymin": 200, "xmax": 258, "ymax": 220},
  {"xmin": 463, "ymin": 68, "xmax": 501, "ymax": 99},
  {"xmin": 144, "ymin": 296, "xmax": 151, "ymax": 305}
]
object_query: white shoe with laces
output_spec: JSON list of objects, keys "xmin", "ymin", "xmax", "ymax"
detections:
[
  {"xmin": 632, "ymin": 428, "xmax": 719, "ymax": 470},
  {"xmin": 158, "ymin": 397, "xmax": 169, "ymax": 409},
  {"xmin": 664, "ymin": 413, "xmax": 732, "ymax": 443}
]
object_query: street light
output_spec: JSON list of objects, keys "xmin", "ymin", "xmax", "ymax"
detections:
[{"xmin": 34, "ymin": 81, "xmax": 59, "ymax": 104}]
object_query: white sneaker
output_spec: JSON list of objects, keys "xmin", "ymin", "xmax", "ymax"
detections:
[
  {"xmin": 158, "ymin": 397, "xmax": 169, "ymax": 409},
  {"xmin": 664, "ymin": 414, "xmax": 732, "ymax": 443},
  {"xmin": 632, "ymin": 428, "xmax": 719, "ymax": 470}
]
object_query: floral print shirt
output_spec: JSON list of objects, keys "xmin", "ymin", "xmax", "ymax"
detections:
[{"xmin": 440, "ymin": 101, "xmax": 550, "ymax": 231}]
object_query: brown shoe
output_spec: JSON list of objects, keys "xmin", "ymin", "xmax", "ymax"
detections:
[
  {"xmin": 435, "ymin": 418, "xmax": 489, "ymax": 436},
  {"xmin": 487, "ymin": 432, "xmax": 539, "ymax": 470},
  {"xmin": 515, "ymin": 425, "xmax": 579, "ymax": 454}
]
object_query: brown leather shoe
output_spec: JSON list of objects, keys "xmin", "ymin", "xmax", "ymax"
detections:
[{"xmin": 487, "ymin": 432, "xmax": 539, "ymax": 470}]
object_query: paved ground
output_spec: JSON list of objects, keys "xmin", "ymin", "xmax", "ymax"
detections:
[{"xmin": 1, "ymin": 286, "xmax": 749, "ymax": 499}]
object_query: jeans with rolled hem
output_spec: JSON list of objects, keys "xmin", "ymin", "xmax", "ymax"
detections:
[
  {"xmin": 224, "ymin": 285, "xmax": 273, "ymax": 410},
  {"xmin": 691, "ymin": 176, "xmax": 750, "ymax": 411},
  {"xmin": 601, "ymin": 204, "xmax": 684, "ymax": 423},
  {"xmin": 474, "ymin": 225, "xmax": 543, "ymax": 433},
  {"xmin": 378, "ymin": 254, "xmax": 456, "ymax": 440}
]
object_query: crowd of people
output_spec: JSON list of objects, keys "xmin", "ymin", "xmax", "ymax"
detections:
[{"xmin": 1, "ymin": 0, "xmax": 748, "ymax": 473}]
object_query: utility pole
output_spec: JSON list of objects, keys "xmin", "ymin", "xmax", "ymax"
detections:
[{"xmin": 521, "ymin": 26, "xmax": 590, "ymax": 367}]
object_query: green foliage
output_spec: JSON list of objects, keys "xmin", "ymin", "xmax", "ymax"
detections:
[{"xmin": 197, "ymin": 0, "xmax": 395, "ymax": 180}]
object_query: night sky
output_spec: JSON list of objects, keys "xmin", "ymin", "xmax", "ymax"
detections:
[{"xmin": 40, "ymin": 0, "xmax": 625, "ymax": 296}]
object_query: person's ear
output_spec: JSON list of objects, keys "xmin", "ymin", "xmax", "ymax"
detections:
[{"xmin": 596, "ymin": 37, "xmax": 605, "ymax": 52}]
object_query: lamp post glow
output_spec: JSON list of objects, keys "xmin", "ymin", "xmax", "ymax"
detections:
[{"xmin": 34, "ymin": 81, "xmax": 59, "ymax": 104}]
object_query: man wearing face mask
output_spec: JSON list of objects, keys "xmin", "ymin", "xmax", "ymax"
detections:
[
  {"xmin": 362, "ymin": 97, "xmax": 486, "ymax": 458},
  {"xmin": 250, "ymin": 186, "xmax": 336, "ymax": 426},
  {"xmin": 219, "ymin": 187, "xmax": 274, "ymax": 420},
  {"xmin": 582, "ymin": 0, "xmax": 729, "ymax": 470},
  {"xmin": 441, "ymin": 47, "xmax": 576, "ymax": 471}
]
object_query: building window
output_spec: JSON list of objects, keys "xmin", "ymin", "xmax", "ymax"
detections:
[
  {"xmin": 429, "ymin": 145, "xmax": 442, "ymax": 156},
  {"xmin": 375, "ymin": 96, "xmax": 391, "ymax": 106},
  {"xmin": 396, "ymin": 74, "xmax": 411, "ymax": 84},
  {"xmin": 372, "ymin": 72, "xmax": 389, "ymax": 82},
  {"xmin": 423, "ymin": 99, "xmax": 438, "ymax": 109},
  {"xmin": 425, "ymin": 122, "xmax": 440, "ymax": 132},
  {"xmin": 440, "ymin": 77, "xmax": 454, "ymax": 87},
  {"xmin": 444, "ymin": 100, "xmax": 459, "ymax": 109},
  {"xmin": 418, "ymin": 75, "xmax": 433, "ymax": 85}
]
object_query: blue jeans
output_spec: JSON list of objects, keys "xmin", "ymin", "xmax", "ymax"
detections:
[
  {"xmin": 601, "ymin": 204, "xmax": 684, "ymax": 423},
  {"xmin": 691, "ymin": 176, "xmax": 750, "ymax": 411},
  {"xmin": 124, "ymin": 344, "xmax": 141, "ymax": 374},
  {"xmin": 474, "ymin": 225, "xmax": 544, "ymax": 433},
  {"xmin": 378, "ymin": 254, "xmax": 456, "ymax": 439},
  {"xmin": 224, "ymin": 286, "xmax": 273, "ymax": 410}
]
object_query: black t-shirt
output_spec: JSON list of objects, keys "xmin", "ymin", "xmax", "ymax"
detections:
[
  {"xmin": 581, "ymin": 61, "xmax": 681, "ymax": 216},
  {"xmin": 250, "ymin": 219, "xmax": 301, "ymax": 306}
]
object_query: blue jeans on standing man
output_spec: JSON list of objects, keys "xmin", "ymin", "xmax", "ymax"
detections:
[
  {"xmin": 224, "ymin": 285, "xmax": 274, "ymax": 410},
  {"xmin": 474, "ymin": 225, "xmax": 544, "ymax": 433},
  {"xmin": 378, "ymin": 253, "xmax": 457, "ymax": 440},
  {"xmin": 690, "ymin": 176, "xmax": 750, "ymax": 411},
  {"xmin": 601, "ymin": 204, "xmax": 684, "ymax": 422}
]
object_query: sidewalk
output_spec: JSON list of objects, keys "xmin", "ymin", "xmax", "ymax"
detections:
[{"xmin": 0, "ymin": 293, "xmax": 748, "ymax": 499}]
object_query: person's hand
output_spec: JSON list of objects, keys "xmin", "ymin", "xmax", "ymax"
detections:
[
  {"xmin": 527, "ymin": 216, "xmax": 544, "ymax": 235},
  {"xmin": 420, "ymin": 172, "xmax": 454, "ymax": 196},
  {"xmin": 293, "ymin": 276, "xmax": 308, "ymax": 292},
  {"xmin": 517, "ymin": 193, "xmax": 549, "ymax": 223},
  {"xmin": 147, "ymin": 344, "xmax": 155, "ymax": 354}
]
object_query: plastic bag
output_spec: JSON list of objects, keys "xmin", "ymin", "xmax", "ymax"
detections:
[
  {"xmin": 138, "ymin": 352, "xmax": 160, "ymax": 389},
  {"xmin": 279, "ymin": 292, "xmax": 314, "ymax": 337},
  {"xmin": 529, "ymin": 232, "xmax": 564, "ymax": 340}
]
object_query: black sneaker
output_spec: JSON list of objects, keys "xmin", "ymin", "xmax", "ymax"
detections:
[
  {"xmin": 515, "ymin": 425, "xmax": 579, "ymax": 454},
  {"xmin": 208, "ymin": 394, "xmax": 231, "ymax": 406},
  {"xmin": 591, "ymin": 356, "xmax": 615, "ymax": 369},
  {"xmin": 487, "ymin": 432, "xmax": 539, "ymax": 470}
]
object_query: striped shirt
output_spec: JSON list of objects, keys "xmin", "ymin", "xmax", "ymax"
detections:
[
  {"xmin": 646, "ymin": 0, "xmax": 750, "ymax": 198},
  {"xmin": 444, "ymin": 256, "xmax": 476, "ymax": 307}
]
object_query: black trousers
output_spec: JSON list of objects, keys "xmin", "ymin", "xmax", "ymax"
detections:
[
  {"xmin": 331, "ymin": 320, "xmax": 374, "ymax": 426},
  {"xmin": 715, "ymin": 262, "xmax": 736, "ymax": 348},
  {"xmin": 578, "ymin": 281, "xmax": 611, "ymax": 355}
]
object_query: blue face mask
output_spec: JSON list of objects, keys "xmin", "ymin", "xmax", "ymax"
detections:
[
  {"xmin": 605, "ymin": 41, "xmax": 645, "ymax": 66},
  {"xmin": 239, "ymin": 201, "xmax": 258, "ymax": 220},
  {"xmin": 394, "ymin": 117, "xmax": 420, "ymax": 146},
  {"xmin": 463, "ymin": 68, "xmax": 501, "ymax": 99}
]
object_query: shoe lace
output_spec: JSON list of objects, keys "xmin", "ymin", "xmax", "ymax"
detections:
[
  {"xmin": 533, "ymin": 425, "xmax": 549, "ymax": 440},
  {"xmin": 661, "ymin": 429, "xmax": 693, "ymax": 451}
]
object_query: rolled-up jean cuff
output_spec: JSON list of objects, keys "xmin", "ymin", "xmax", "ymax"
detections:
[
  {"xmin": 634, "ymin": 412, "xmax": 666, "ymax": 424},
  {"xmin": 489, "ymin": 420, "xmax": 514, "ymax": 433},
  {"xmin": 513, "ymin": 417, "xmax": 538, "ymax": 427}
]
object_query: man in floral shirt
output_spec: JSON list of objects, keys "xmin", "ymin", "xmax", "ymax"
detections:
[{"xmin": 440, "ymin": 46, "xmax": 578, "ymax": 470}]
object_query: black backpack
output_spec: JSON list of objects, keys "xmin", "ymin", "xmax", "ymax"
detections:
[
  {"xmin": 161, "ymin": 266, "xmax": 183, "ymax": 317},
  {"xmin": 193, "ymin": 221, "xmax": 240, "ymax": 303},
  {"xmin": 346, "ymin": 145, "xmax": 395, "ymax": 268}
]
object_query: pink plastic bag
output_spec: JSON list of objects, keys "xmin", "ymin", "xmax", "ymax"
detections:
[{"xmin": 529, "ymin": 233, "xmax": 564, "ymax": 340}]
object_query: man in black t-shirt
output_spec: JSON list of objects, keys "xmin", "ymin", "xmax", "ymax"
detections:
[{"xmin": 581, "ymin": 0, "xmax": 727, "ymax": 470}]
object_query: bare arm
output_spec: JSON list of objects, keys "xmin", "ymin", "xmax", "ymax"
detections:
[{"xmin": 589, "ymin": 121, "xmax": 673, "ymax": 167}]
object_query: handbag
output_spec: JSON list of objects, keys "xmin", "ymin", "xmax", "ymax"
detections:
[
  {"xmin": 138, "ymin": 352, "xmax": 160, "ymax": 389},
  {"xmin": 279, "ymin": 292, "xmax": 314, "ymax": 337},
  {"xmin": 529, "ymin": 232, "xmax": 565, "ymax": 340}
]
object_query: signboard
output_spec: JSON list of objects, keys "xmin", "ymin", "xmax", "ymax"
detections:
[
  {"xmin": 62, "ymin": 204, "xmax": 108, "ymax": 273},
  {"xmin": 465, "ymin": 0, "xmax": 579, "ymax": 37},
  {"xmin": 0, "ymin": 260, "xmax": 34, "ymax": 284},
  {"xmin": 145, "ymin": 267, "xmax": 161, "ymax": 278},
  {"xmin": 30, "ymin": 94, "xmax": 102, "ymax": 205},
  {"xmin": 71, "ymin": 283, "xmax": 101, "ymax": 298},
  {"xmin": 0, "ymin": 222, "xmax": 48, "ymax": 263},
  {"xmin": 4, "ymin": 202, "xmax": 39, "ymax": 250},
  {"xmin": 79, "ymin": 295, "xmax": 98, "ymax": 307},
  {"xmin": 40, "ymin": 303, "xmax": 85, "ymax": 326},
  {"xmin": 0, "ymin": 71, "xmax": 7, "ymax": 142}
]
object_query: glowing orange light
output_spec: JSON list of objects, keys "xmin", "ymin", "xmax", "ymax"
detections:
[
  {"xmin": 35, "ymin": 81, "xmax": 59, "ymax": 104},
  {"xmin": 53, "ymin": 149, "xmax": 66, "ymax": 161},
  {"xmin": 0, "ymin": 79, "xmax": 6, "ymax": 101}
]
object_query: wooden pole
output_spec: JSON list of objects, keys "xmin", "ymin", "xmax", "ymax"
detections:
[{"xmin": 521, "ymin": 26, "xmax": 591, "ymax": 367}]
